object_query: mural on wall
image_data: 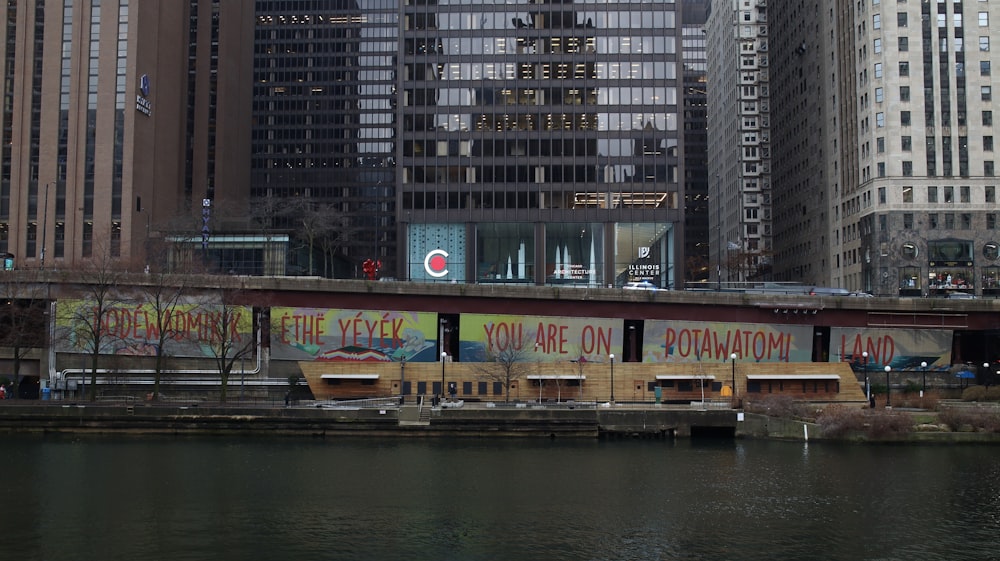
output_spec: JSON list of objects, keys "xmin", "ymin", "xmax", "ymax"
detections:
[
  {"xmin": 830, "ymin": 327, "xmax": 953, "ymax": 372},
  {"xmin": 642, "ymin": 320, "xmax": 814, "ymax": 363},
  {"xmin": 54, "ymin": 300, "xmax": 253, "ymax": 358},
  {"xmin": 458, "ymin": 313, "xmax": 622, "ymax": 362},
  {"xmin": 272, "ymin": 308, "xmax": 439, "ymax": 362}
]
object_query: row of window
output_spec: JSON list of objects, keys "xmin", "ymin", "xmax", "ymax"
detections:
[
  {"xmin": 873, "ymin": 11, "xmax": 989, "ymax": 30},
  {"xmin": 895, "ymin": 212, "xmax": 1000, "ymax": 230}
]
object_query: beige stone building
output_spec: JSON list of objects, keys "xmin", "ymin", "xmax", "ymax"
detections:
[{"xmin": 0, "ymin": 1, "xmax": 252, "ymax": 270}]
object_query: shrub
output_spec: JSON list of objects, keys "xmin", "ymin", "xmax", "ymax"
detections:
[
  {"xmin": 744, "ymin": 395, "xmax": 809, "ymax": 419},
  {"xmin": 865, "ymin": 409, "xmax": 914, "ymax": 438},
  {"xmin": 816, "ymin": 405, "xmax": 868, "ymax": 438},
  {"xmin": 986, "ymin": 386, "xmax": 1000, "ymax": 401},
  {"xmin": 816, "ymin": 406, "xmax": 913, "ymax": 439},
  {"xmin": 939, "ymin": 406, "xmax": 1000, "ymax": 432},
  {"xmin": 961, "ymin": 386, "xmax": 987, "ymax": 401}
]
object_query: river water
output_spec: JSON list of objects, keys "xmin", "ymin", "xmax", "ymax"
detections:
[{"xmin": 1, "ymin": 434, "xmax": 997, "ymax": 561}]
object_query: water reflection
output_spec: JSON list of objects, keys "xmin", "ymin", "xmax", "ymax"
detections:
[{"xmin": 1, "ymin": 436, "xmax": 997, "ymax": 561}]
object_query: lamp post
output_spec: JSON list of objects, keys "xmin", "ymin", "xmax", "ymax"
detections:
[
  {"xmin": 40, "ymin": 183, "xmax": 50, "ymax": 269},
  {"xmin": 609, "ymin": 353, "xmax": 615, "ymax": 403},
  {"xmin": 440, "ymin": 351, "xmax": 447, "ymax": 404},
  {"xmin": 399, "ymin": 354, "xmax": 406, "ymax": 404},
  {"xmin": 884, "ymin": 365, "xmax": 892, "ymax": 407},
  {"xmin": 862, "ymin": 351, "xmax": 870, "ymax": 401},
  {"xmin": 730, "ymin": 352, "xmax": 737, "ymax": 405},
  {"xmin": 985, "ymin": 362, "xmax": 991, "ymax": 389},
  {"xmin": 920, "ymin": 361, "xmax": 928, "ymax": 397}
]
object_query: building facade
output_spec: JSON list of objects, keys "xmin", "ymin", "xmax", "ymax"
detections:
[
  {"xmin": 0, "ymin": 0, "xmax": 252, "ymax": 271},
  {"xmin": 681, "ymin": 0, "xmax": 710, "ymax": 284},
  {"xmin": 398, "ymin": 0, "xmax": 686, "ymax": 288},
  {"xmin": 251, "ymin": 0, "xmax": 398, "ymax": 279},
  {"xmin": 763, "ymin": 0, "xmax": 1000, "ymax": 297},
  {"xmin": 706, "ymin": 0, "xmax": 773, "ymax": 287}
]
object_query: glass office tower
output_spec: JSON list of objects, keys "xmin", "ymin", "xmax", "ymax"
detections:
[{"xmin": 400, "ymin": 0, "xmax": 684, "ymax": 288}]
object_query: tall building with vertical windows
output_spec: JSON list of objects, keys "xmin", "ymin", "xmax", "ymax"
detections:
[
  {"xmin": 761, "ymin": 0, "xmax": 1000, "ymax": 297},
  {"xmin": 0, "ymin": 1, "xmax": 252, "ymax": 270},
  {"xmin": 706, "ymin": 0, "xmax": 772, "ymax": 287},
  {"xmin": 251, "ymin": 1, "xmax": 398, "ymax": 279},
  {"xmin": 681, "ymin": 0, "xmax": 710, "ymax": 284},
  {"xmin": 400, "ymin": 0, "xmax": 685, "ymax": 288}
]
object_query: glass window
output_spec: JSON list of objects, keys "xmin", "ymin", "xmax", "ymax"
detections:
[
  {"xmin": 986, "ymin": 136, "xmax": 994, "ymax": 151},
  {"xmin": 901, "ymin": 111, "xmax": 911, "ymax": 126},
  {"xmin": 877, "ymin": 137, "xmax": 886, "ymax": 153},
  {"xmin": 874, "ymin": 63, "xmax": 883, "ymax": 78},
  {"xmin": 874, "ymin": 38, "xmax": 882, "ymax": 54},
  {"xmin": 985, "ymin": 111, "xmax": 994, "ymax": 126},
  {"xmin": 875, "ymin": 88, "xmax": 884, "ymax": 103},
  {"xmin": 476, "ymin": 223, "xmax": 535, "ymax": 284},
  {"xmin": 960, "ymin": 185, "xmax": 970, "ymax": 203},
  {"xmin": 989, "ymin": 215, "xmax": 998, "ymax": 230},
  {"xmin": 983, "ymin": 266, "xmax": 1000, "ymax": 291},
  {"xmin": 983, "ymin": 61, "xmax": 992, "ymax": 76},
  {"xmin": 929, "ymin": 214, "xmax": 939, "ymax": 229},
  {"xmin": 980, "ymin": 12, "xmax": 989, "ymax": 26},
  {"xmin": 981, "ymin": 37, "xmax": 991, "ymax": 52},
  {"xmin": 944, "ymin": 186, "xmax": 954, "ymax": 203},
  {"xmin": 928, "ymin": 186, "xmax": 938, "ymax": 203},
  {"xmin": 902, "ymin": 243, "xmax": 918, "ymax": 259},
  {"xmin": 900, "ymin": 86, "xmax": 910, "ymax": 101},
  {"xmin": 903, "ymin": 213, "xmax": 914, "ymax": 229},
  {"xmin": 987, "ymin": 161, "xmax": 996, "ymax": 176},
  {"xmin": 876, "ymin": 112, "xmax": 885, "ymax": 127},
  {"xmin": 902, "ymin": 161, "xmax": 913, "ymax": 176},
  {"xmin": 898, "ymin": 36, "xmax": 909, "ymax": 51},
  {"xmin": 899, "ymin": 61, "xmax": 909, "ymax": 76},
  {"xmin": 983, "ymin": 86, "xmax": 992, "ymax": 101},
  {"xmin": 545, "ymin": 222, "xmax": 606, "ymax": 288},
  {"xmin": 899, "ymin": 267, "xmax": 921, "ymax": 291},
  {"xmin": 902, "ymin": 186, "xmax": 913, "ymax": 202},
  {"xmin": 902, "ymin": 136, "xmax": 912, "ymax": 151},
  {"xmin": 928, "ymin": 239, "xmax": 973, "ymax": 262},
  {"xmin": 873, "ymin": 14, "xmax": 881, "ymax": 29},
  {"xmin": 987, "ymin": 185, "xmax": 996, "ymax": 203},
  {"xmin": 878, "ymin": 186, "xmax": 887, "ymax": 204},
  {"xmin": 898, "ymin": 12, "xmax": 908, "ymax": 27}
]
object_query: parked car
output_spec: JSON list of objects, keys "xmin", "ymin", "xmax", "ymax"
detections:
[{"xmin": 623, "ymin": 281, "xmax": 659, "ymax": 290}]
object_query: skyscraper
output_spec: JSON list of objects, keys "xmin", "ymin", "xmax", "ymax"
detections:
[
  {"xmin": 706, "ymin": 0, "xmax": 772, "ymax": 287},
  {"xmin": 762, "ymin": 0, "xmax": 1000, "ymax": 297},
  {"xmin": 0, "ymin": 1, "xmax": 252, "ymax": 270},
  {"xmin": 400, "ymin": 0, "xmax": 685, "ymax": 288},
  {"xmin": 251, "ymin": 1, "xmax": 398, "ymax": 279}
]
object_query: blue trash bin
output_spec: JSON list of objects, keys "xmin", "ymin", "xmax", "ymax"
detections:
[{"xmin": 41, "ymin": 387, "xmax": 51, "ymax": 401}]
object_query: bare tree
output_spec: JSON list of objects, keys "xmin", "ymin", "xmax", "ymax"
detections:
[
  {"xmin": 55, "ymin": 248, "xmax": 130, "ymax": 401},
  {"xmin": 316, "ymin": 208, "xmax": 356, "ymax": 278},
  {"xmin": 0, "ymin": 268, "xmax": 49, "ymax": 397},
  {"xmin": 470, "ymin": 343, "xmax": 534, "ymax": 403},
  {"xmin": 129, "ymin": 248, "xmax": 193, "ymax": 401},
  {"xmin": 200, "ymin": 278, "xmax": 262, "ymax": 403}
]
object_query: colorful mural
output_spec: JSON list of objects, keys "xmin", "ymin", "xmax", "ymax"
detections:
[
  {"xmin": 642, "ymin": 320, "xmax": 814, "ymax": 363},
  {"xmin": 54, "ymin": 300, "xmax": 253, "ymax": 358},
  {"xmin": 458, "ymin": 313, "xmax": 622, "ymax": 362},
  {"xmin": 830, "ymin": 327, "xmax": 953, "ymax": 371},
  {"xmin": 271, "ymin": 308, "xmax": 439, "ymax": 362}
]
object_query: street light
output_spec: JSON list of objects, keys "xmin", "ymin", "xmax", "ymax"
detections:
[
  {"xmin": 884, "ymin": 365, "xmax": 892, "ymax": 407},
  {"xmin": 920, "ymin": 361, "xmax": 928, "ymax": 396},
  {"xmin": 440, "ymin": 351, "xmax": 447, "ymax": 405},
  {"xmin": 730, "ymin": 352, "xmax": 737, "ymax": 405},
  {"xmin": 609, "ymin": 353, "xmax": 615, "ymax": 403},
  {"xmin": 862, "ymin": 351, "xmax": 870, "ymax": 401},
  {"xmin": 399, "ymin": 354, "xmax": 406, "ymax": 404},
  {"xmin": 40, "ymin": 182, "xmax": 50, "ymax": 269}
]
